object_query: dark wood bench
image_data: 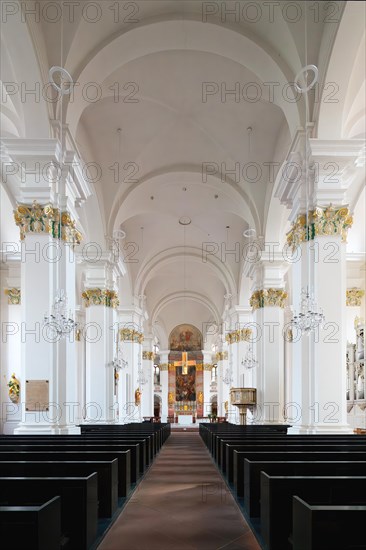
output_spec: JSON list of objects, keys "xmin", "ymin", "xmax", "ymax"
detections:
[
  {"xmin": 0, "ymin": 459, "xmax": 118, "ymax": 517},
  {"xmin": 233, "ymin": 450, "xmax": 366, "ymax": 497},
  {"xmin": 292, "ymin": 496, "xmax": 366, "ymax": 550},
  {"xmin": 261, "ymin": 474, "xmax": 366, "ymax": 550},
  {"xmin": 244, "ymin": 460, "xmax": 366, "ymax": 517},
  {"xmin": 0, "ymin": 496, "xmax": 61, "ymax": 550},
  {"xmin": 0, "ymin": 474, "xmax": 98, "ymax": 550},
  {"xmin": 0, "ymin": 442, "xmax": 139, "ymax": 484},
  {"xmin": 0, "ymin": 450, "xmax": 130, "ymax": 497}
]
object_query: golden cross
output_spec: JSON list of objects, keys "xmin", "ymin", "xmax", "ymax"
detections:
[{"xmin": 174, "ymin": 351, "xmax": 196, "ymax": 375}]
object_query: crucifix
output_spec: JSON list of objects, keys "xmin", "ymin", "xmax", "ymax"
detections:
[{"xmin": 174, "ymin": 351, "xmax": 196, "ymax": 375}]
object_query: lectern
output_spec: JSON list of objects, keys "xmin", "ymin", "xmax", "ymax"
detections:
[{"xmin": 230, "ymin": 387, "xmax": 256, "ymax": 425}]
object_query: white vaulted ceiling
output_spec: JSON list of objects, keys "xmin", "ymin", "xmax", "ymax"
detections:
[{"xmin": 5, "ymin": 0, "xmax": 364, "ymax": 347}]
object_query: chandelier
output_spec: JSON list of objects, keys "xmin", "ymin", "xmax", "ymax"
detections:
[
  {"xmin": 292, "ymin": 287, "xmax": 325, "ymax": 335},
  {"xmin": 43, "ymin": 289, "xmax": 77, "ymax": 338},
  {"xmin": 222, "ymin": 367, "xmax": 233, "ymax": 386},
  {"xmin": 137, "ymin": 360, "xmax": 148, "ymax": 386},
  {"xmin": 111, "ymin": 356, "xmax": 128, "ymax": 370},
  {"xmin": 241, "ymin": 344, "xmax": 258, "ymax": 369}
]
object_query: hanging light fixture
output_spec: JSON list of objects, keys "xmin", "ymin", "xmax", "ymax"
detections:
[
  {"xmin": 43, "ymin": 289, "xmax": 77, "ymax": 338},
  {"xmin": 241, "ymin": 343, "xmax": 258, "ymax": 369},
  {"xmin": 137, "ymin": 357, "xmax": 147, "ymax": 386},
  {"xmin": 290, "ymin": 7, "xmax": 324, "ymax": 337},
  {"xmin": 222, "ymin": 367, "xmax": 233, "ymax": 386},
  {"xmin": 44, "ymin": 54, "xmax": 77, "ymax": 339}
]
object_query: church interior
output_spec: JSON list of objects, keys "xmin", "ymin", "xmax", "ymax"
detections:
[{"xmin": 0, "ymin": 1, "xmax": 365, "ymax": 549}]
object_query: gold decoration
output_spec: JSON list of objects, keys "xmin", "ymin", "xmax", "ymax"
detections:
[
  {"xmin": 225, "ymin": 328, "xmax": 252, "ymax": 344},
  {"xmin": 250, "ymin": 288, "xmax": 288, "ymax": 310},
  {"xmin": 215, "ymin": 351, "xmax": 228, "ymax": 361},
  {"xmin": 82, "ymin": 289, "xmax": 119, "ymax": 309},
  {"xmin": 168, "ymin": 392, "xmax": 175, "ymax": 405},
  {"xmin": 159, "ymin": 363, "xmax": 168, "ymax": 371},
  {"xmin": 4, "ymin": 288, "xmax": 21, "ymax": 305},
  {"xmin": 168, "ymin": 363, "xmax": 176, "ymax": 371},
  {"xmin": 14, "ymin": 201, "xmax": 82, "ymax": 245},
  {"xmin": 354, "ymin": 316, "xmax": 365, "ymax": 329},
  {"xmin": 135, "ymin": 388, "xmax": 141, "ymax": 406},
  {"xmin": 119, "ymin": 328, "xmax": 144, "ymax": 343},
  {"xmin": 224, "ymin": 400, "xmax": 228, "ymax": 413},
  {"xmin": 196, "ymin": 363, "xmax": 203, "ymax": 371},
  {"xmin": 287, "ymin": 205, "xmax": 353, "ymax": 252},
  {"xmin": 197, "ymin": 391, "xmax": 203, "ymax": 405},
  {"xmin": 142, "ymin": 351, "xmax": 154, "ymax": 360},
  {"xmin": 346, "ymin": 289, "xmax": 365, "ymax": 307},
  {"xmin": 8, "ymin": 373, "xmax": 20, "ymax": 404},
  {"xmin": 75, "ymin": 328, "xmax": 82, "ymax": 342},
  {"xmin": 203, "ymin": 363, "xmax": 213, "ymax": 371}
]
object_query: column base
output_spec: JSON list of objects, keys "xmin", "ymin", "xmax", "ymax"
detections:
[
  {"xmin": 14, "ymin": 424, "xmax": 81, "ymax": 435},
  {"xmin": 288, "ymin": 424, "xmax": 353, "ymax": 435}
]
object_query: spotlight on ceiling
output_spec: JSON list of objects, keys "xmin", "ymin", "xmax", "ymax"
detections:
[
  {"xmin": 243, "ymin": 228, "xmax": 256, "ymax": 238},
  {"xmin": 179, "ymin": 217, "xmax": 191, "ymax": 225}
]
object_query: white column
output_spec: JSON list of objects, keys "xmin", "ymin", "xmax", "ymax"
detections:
[
  {"xmin": 159, "ymin": 351, "xmax": 169, "ymax": 421},
  {"xmin": 2, "ymin": 278, "xmax": 22, "ymax": 434},
  {"xmin": 250, "ymin": 258, "xmax": 288, "ymax": 425},
  {"xmin": 142, "ymin": 339, "xmax": 154, "ymax": 418},
  {"xmin": 217, "ymin": 346, "xmax": 230, "ymax": 419},
  {"xmin": 202, "ymin": 351, "xmax": 213, "ymax": 418}
]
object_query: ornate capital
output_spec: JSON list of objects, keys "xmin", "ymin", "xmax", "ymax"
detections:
[
  {"xmin": 215, "ymin": 351, "xmax": 228, "ymax": 361},
  {"xmin": 250, "ymin": 288, "xmax": 287, "ymax": 310},
  {"xmin": 143, "ymin": 351, "xmax": 154, "ymax": 360},
  {"xmin": 287, "ymin": 205, "xmax": 353, "ymax": 251},
  {"xmin": 82, "ymin": 288, "xmax": 119, "ymax": 309},
  {"xmin": 159, "ymin": 363, "xmax": 169, "ymax": 371},
  {"xmin": 14, "ymin": 201, "xmax": 82, "ymax": 245},
  {"xmin": 203, "ymin": 363, "xmax": 213, "ymax": 371},
  {"xmin": 225, "ymin": 328, "xmax": 252, "ymax": 344},
  {"xmin": 119, "ymin": 328, "xmax": 144, "ymax": 343},
  {"xmin": 4, "ymin": 288, "xmax": 21, "ymax": 305},
  {"xmin": 346, "ymin": 289, "xmax": 365, "ymax": 307}
]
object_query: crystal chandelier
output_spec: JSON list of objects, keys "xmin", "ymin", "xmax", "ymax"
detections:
[
  {"xmin": 43, "ymin": 289, "xmax": 77, "ymax": 338},
  {"xmin": 111, "ymin": 355, "xmax": 128, "ymax": 370},
  {"xmin": 292, "ymin": 287, "xmax": 325, "ymax": 335},
  {"xmin": 222, "ymin": 367, "xmax": 233, "ymax": 385},
  {"xmin": 137, "ymin": 360, "xmax": 147, "ymax": 386},
  {"xmin": 241, "ymin": 344, "xmax": 258, "ymax": 369}
]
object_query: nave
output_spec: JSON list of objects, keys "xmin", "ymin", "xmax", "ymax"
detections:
[{"xmin": 98, "ymin": 431, "xmax": 259, "ymax": 550}]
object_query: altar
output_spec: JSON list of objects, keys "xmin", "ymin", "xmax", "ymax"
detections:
[{"xmin": 178, "ymin": 415, "xmax": 193, "ymax": 425}]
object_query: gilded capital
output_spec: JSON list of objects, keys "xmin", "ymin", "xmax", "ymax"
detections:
[
  {"xmin": 82, "ymin": 288, "xmax": 119, "ymax": 309},
  {"xmin": 215, "ymin": 351, "xmax": 228, "ymax": 361},
  {"xmin": 119, "ymin": 328, "xmax": 144, "ymax": 343},
  {"xmin": 203, "ymin": 363, "xmax": 213, "ymax": 371},
  {"xmin": 143, "ymin": 351, "xmax": 154, "ymax": 360},
  {"xmin": 4, "ymin": 288, "xmax": 21, "ymax": 305},
  {"xmin": 250, "ymin": 288, "xmax": 287, "ymax": 310},
  {"xmin": 346, "ymin": 289, "xmax": 365, "ymax": 307},
  {"xmin": 159, "ymin": 363, "xmax": 169, "ymax": 371},
  {"xmin": 287, "ymin": 205, "xmax": 353, "ymax": 252},
  {"xmin": 14, "ymin": 201, "xmax": 82, "ymax": 245},
  {"xmin": 225, "ymin": 328, "xmax": 252, "ymax": 344}
]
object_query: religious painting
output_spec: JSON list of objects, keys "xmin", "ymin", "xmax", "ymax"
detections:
[
  {"xmin": 169, "ymin": 324, "xmax": 202, "ymax": 351},
  {"xmin": 175, "ymin": 366, "xmax": 196, "ymax": 401}
]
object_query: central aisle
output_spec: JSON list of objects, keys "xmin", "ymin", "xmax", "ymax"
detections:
[{"xmin": 98, "ymin": 432, "xmax": 260, "ymax": 550}]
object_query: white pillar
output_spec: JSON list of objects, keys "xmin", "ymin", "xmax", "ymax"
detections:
[
  {"xmin": 142, "ymin": 340, "xmax": 154, "ymax": 418},
  {"xmin": 159, "ymin": 351, "xmax": 169, "ymax": 421}
]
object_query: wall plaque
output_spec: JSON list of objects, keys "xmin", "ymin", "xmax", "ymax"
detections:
[{"xmin": 25, "ymin": 379, "xmax": 49, "ymax": 411}]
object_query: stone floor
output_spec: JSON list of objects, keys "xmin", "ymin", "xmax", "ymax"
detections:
[{"xmin": 98, "ymin": 432, "xmax": 260, "ymax": 550}]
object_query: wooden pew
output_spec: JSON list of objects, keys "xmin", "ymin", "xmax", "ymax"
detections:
[
  {"xmin": 0, "ymin": 496, "xmax": 61, "ymax": 550},
  {"xmin": 0, "ymin": 474, "xmax": 98, "ymax": 550},
  {"xmin": 244, "ymin": 460, "xmax": 366, "ymax": 517},
  {"xmin": 260, "ymin": 474, "xmax": 366, "ymax": 550},
  {"xmin": 0, "ymin": 450, "xmax": 131, "ymax": 497},
  {"xmin": 292, "ymin": 496, "xmax": 366, "ymax": 550},
  {"xmin": 0, "ymin": 442, "xmax": 139, "ymax": 484},
  {"xmin": 0, "ymin": 436, "xmax": 149, "ymax": 472},
  {"xmin": 0, "ymin": 459, "xmax": 118, "ymax": 517},
  {"xmin": 233, "ymin": 450, "xmax": 366, "ymax": 497}
]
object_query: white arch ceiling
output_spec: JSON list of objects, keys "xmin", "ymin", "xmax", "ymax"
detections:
[{"xmin": 66, "ymin": 19, "xmax": 301, "ymax": 136}]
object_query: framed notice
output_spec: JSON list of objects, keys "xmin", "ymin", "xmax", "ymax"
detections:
[{"xmin": 25, "ymin": 380, "xmax": 49, "ymax": 411}]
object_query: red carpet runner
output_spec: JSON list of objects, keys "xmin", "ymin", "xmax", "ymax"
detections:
[{"xmin": 98, "ymin": 432, "xmax": 260, "ymax": 550}]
